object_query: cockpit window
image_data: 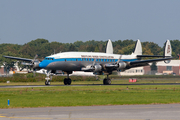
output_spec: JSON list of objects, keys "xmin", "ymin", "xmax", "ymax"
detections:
[{"xmin": 45, "ymin": 58, "xmax": 54, "ymax": 60}]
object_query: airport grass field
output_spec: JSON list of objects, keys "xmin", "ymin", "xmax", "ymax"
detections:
[
  {"xmin": 1, "ymin": 84, "xmax": 180, "ymax": 108},
  {"xmin": 1, "ymin": 74, "xmax": 180, "ymax": 108}
]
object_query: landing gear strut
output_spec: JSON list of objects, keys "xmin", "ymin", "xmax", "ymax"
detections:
[
  {"xmin": 64, "ymin": 73, "xmax": 71, "ymax": 85},
  {"xmin": 45, "ymin": 70, "xmax": 52, "ymax": 85},
  {"xmin": 103, "ymin": 75, "xmax": 111, "ymax": 85}
]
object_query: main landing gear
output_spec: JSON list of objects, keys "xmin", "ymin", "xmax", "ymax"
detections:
[
  {"xmin": 103, "ymin": 75, "xmax": 111, "ymax": 85},
  {"xmin": 64, "ymin": 73, "xmax": 71, "ymax": 85}
]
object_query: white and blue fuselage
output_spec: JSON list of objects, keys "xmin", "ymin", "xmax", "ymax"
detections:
[{"xmin": 39, "ymin": 52, "xmax": 137, "ymax": 72}]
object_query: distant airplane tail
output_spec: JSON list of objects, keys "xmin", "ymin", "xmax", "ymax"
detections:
[
  {"xmin": 106, "ymin": 39, "xmax": 113, "ymax": 54},
  {"xmin": 131, "ymin": 39, "xmax": 142, "ymax": 55}
]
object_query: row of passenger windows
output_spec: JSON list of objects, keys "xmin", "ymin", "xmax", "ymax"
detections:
[
  {"xmin": 65, "ymin": 58, "xmax": 116, "ymax": 62},
  {"xmin": 82, "ymin": 58, "xmax": 115, "ymax": 62},
  {"xmin": 45, "ymin": 58, "xmax": 116, "ymax": 62}
]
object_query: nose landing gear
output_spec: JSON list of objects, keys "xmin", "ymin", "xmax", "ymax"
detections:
[{"xmin": 45, "ymin": 70, "xmax": 52, "ymax": 85}]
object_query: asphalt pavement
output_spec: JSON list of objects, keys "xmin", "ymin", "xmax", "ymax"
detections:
[{"xmin": 0, "ymin": 104, "xmax": 180, "ymax": 120}]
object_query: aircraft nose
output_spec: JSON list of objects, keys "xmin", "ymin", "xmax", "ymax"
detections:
[{"xmin": 39, "ymin": 61, "xmax": 48, "ymax": 68}]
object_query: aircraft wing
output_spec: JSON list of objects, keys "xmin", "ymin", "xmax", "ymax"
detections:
[
  {"xmin": 129, "ymin": 57, "xmax": 173, "ymax": 65},
  {"xmin": 3, "ymin": 55, "xmax": 33, "ymax": 62},
  {"xmin": 103, "ymin": 57, "xmax": 173, "ymax": 71},
  {"xmin": 137, "ymin": 55, "xmax": 171, "ymax": 57}
]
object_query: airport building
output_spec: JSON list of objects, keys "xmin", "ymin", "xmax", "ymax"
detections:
[{"xmin": 123, "ymin": 60, "xmax": 180, "ymax": 76}]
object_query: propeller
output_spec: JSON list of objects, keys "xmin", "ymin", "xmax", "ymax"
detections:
[
  {"xmin": 81, "ymin": 57, "xmax": 98, "ymax": 72},
  {"xmin": 116, "ymin": 55, "xmax": 122, "ymax": 75},
  {"xmin": 19, "ymin": 55, "xmax": 41, "ymax": 72},
  {"xmin": 91, "ymin": 57, "xmax": 97, "ymax": 69},
  {"xmin": 32, "ymin": 54, "xmax": 38, "ymax": 64},
  {"xmin": 105, "ymin": 55, "xmax": 122, "ymax": 68},
  {"xmin": 116, "ymin": 55, "xmax": 122, "ymax": 65}
]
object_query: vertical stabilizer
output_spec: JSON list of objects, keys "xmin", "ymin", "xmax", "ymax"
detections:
[
  {"xmin": 164, "ymin": 40, "xmax": 172, "ymax": 57},
  {"xmin": 106, "ymin": 39, "xmax": 113, "ymax": 54},
  {"xmin": 131, "ymin": 39, "xmax": 142, "ymax": 55}
]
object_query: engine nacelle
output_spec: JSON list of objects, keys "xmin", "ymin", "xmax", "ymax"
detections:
[
  {"xmin": 118, "ymin": 62, "xmax": 127, "ymax": 69},
  {"xmin": 33, "ymin": 61, "xmax": 40, "ymax": 70},
  {"xmin": 93, "ymin": 72, "xmax": 103, "ymax": 75},
  {"xmin": 94, "ymin": 64, "xmax": 102, "ymax": 72}
]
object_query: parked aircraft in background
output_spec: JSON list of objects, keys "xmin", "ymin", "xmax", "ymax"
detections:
[{"xmin": 3, "ymin": 39, "xmax": 173, "ymax": 85}]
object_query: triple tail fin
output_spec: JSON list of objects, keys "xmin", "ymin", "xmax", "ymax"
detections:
[
  {"xmin": 106, "ymin": 39, "xmax": 113, "ymax": 54},
  {"xmin": 164, "ymin": 40, "xmax": 172, "ymax": 57},
  {"xmin": 164, "ymin": 40, "xmax": 172, "ymax": 63},
  {"xmin": 131, "ymin": 39, "xmax": 142, "ymax": 55}
]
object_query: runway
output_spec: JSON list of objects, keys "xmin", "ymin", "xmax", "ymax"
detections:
[
  {"xmin": 0, "ymin": 104, "xmax": 180, "ymax": 120},
  {"xmin": 1, "ymin": 82, "xmax": 180, "ymax": 88}
]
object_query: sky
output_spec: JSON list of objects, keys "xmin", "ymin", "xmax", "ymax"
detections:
[{"xmin": 0, "ymin": 0, "xmax": 180, "ymax": 47}]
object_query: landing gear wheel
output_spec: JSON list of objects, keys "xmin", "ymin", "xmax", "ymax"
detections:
[
  {"xmin": 45, "ymin": 80, "xmax": 50, "ymax": 85},
  {"xmin": 103, "ymin": 78, "xmax": 111, "ymax": 85},
  {"xmin": 103, "ymin": 78, "xmax": 107, "ymax": 85},
  {"xmin": 48, "ymin": 81, "xmax": 50, "ymax": 85},
  {"xmin": 67, "ymin": 78, "xmax": 71, "ymax": 85},
  {"xmin": 64, "ymin": 78, "xmax": 71, "ymax": 85},
  {"xmin": 64, "ymin": 78, "xmax": 68, "ymax": 85}
]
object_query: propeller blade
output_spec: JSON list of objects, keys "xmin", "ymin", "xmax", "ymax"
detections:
[
  {"xmin": 116, "ymin": 55, "xmax": 122, "ymax": 64},
  {"xmin": 21, "ymin": 62, "xmax": 33, "ymax": 66},
  {"xmin": 93, "ymin": 57, "xmax": 97, "ymax": 66},
  {"xmin": 32, "ymin": 54, "xmax": 38, "ymax": 63}
]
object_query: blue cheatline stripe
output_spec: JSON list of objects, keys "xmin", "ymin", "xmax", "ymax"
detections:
[
  {"xmin": 44, "ymin": 58, "xmax": 138, "ymax": 62},
  {"xmin": 39, "ymin": 57, "xmax": 138, "ymax": 68}
]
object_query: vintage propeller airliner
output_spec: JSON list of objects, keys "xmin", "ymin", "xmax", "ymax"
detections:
[{"xmin": 4, "ymin": 39, "xmax": 173, "ymax": 85}]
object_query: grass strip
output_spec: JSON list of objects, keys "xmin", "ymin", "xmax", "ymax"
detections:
[{"xmin": 0, "ymin": 85, "xmax": 180, "ymax": 108}]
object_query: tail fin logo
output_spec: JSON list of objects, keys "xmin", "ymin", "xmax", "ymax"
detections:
[{"xmin": 167, "ymin": 45, "xmax": 170, "ymax": 54}]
